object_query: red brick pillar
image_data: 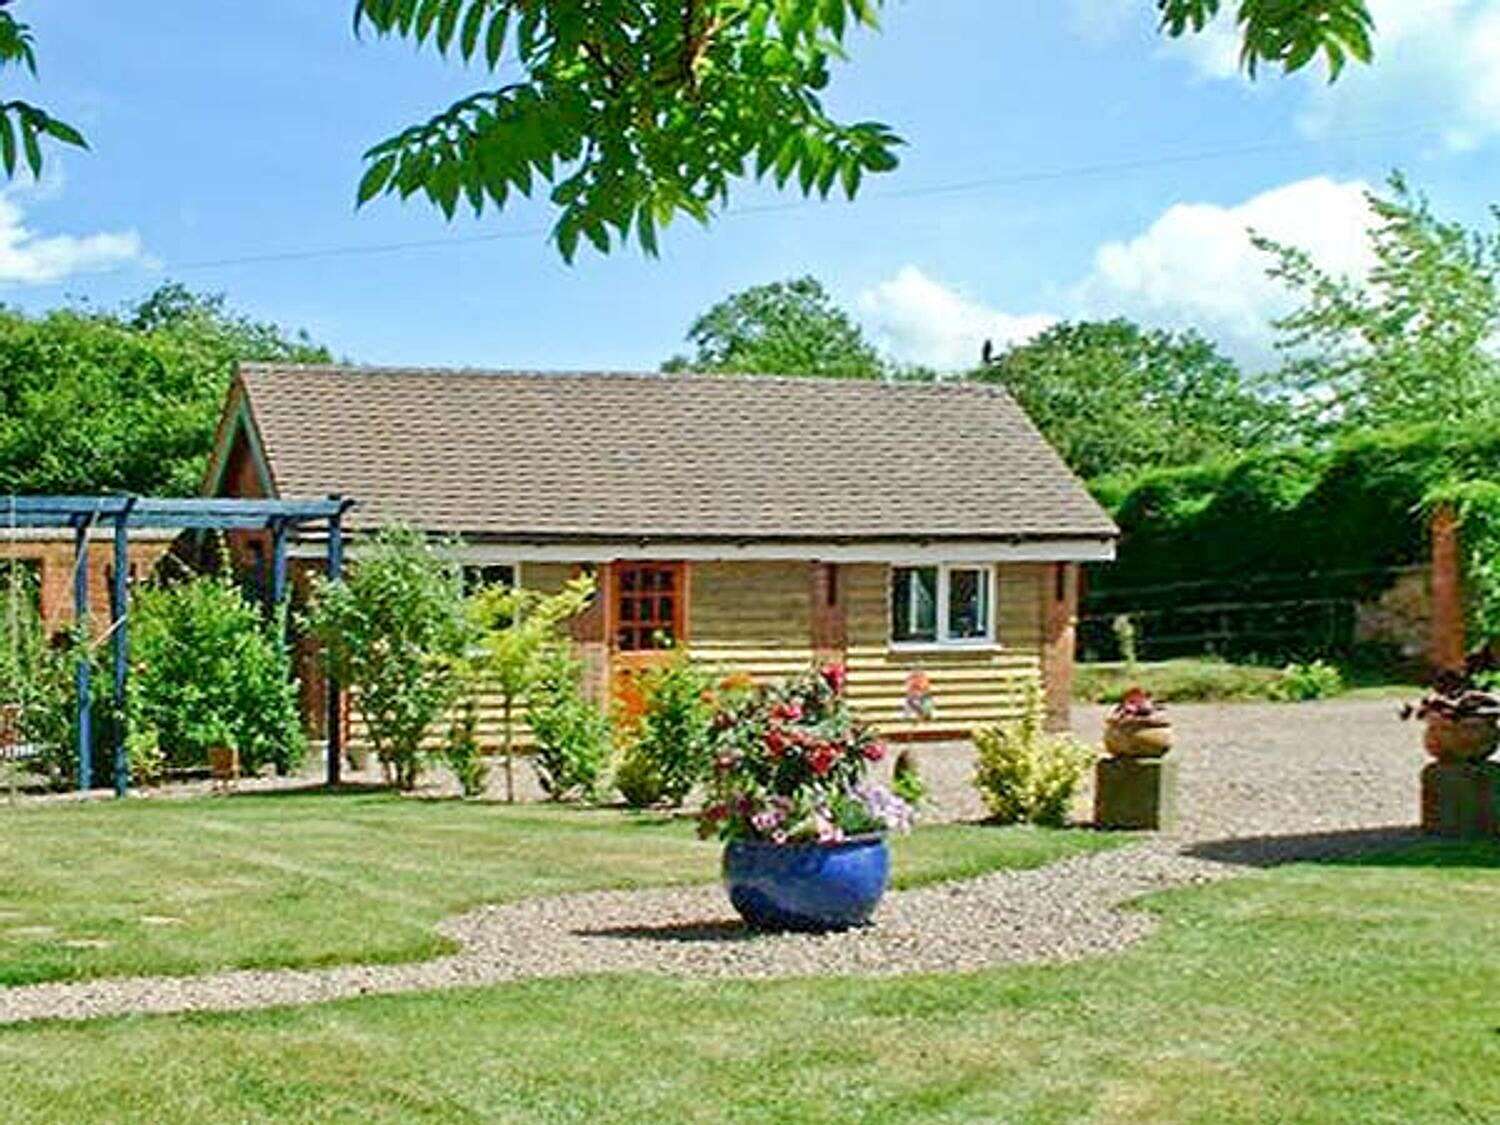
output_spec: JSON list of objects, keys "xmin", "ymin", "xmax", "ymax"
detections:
[
  {"xmin": 1043, "ymin": 562, "xmax": 1079, "ymax": 732},
  {"xmin": 1431, "ymin": 504, "xmax": 1466, "ymax": 673}
]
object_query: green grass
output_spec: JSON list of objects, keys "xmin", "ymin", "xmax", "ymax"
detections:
[
  {"xmin": 2, "ymin": 840, "xmax": 1497, "ymax": 1122},
  {"xmin": 1075, "ymin": 658, "xmax": 1422, "ymax": 705},
  {"xmin": 0, "ymin": 792, "xmax": 1120, "ymax": 986}
]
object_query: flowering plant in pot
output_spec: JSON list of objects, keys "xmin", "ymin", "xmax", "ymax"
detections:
[
  {"xmin": 698, "ymin": 663, "xmax": 913, "ymax": 931},
  {"xmin": 1103, "ymin": 687, "xmax": 1173, "ymax": 759},
  {"xmin": 1401, "ymin": 668, "xmax": 1500, "ymax": 763}
]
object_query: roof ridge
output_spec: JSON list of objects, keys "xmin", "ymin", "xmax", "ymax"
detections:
[{"xmin": 236, "ymin": 361, "xmax": 1015, "ymax": 396}]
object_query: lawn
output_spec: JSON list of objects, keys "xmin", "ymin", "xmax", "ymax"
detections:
[
  {"xmin": 0, "ymin": 792, "xmax": 1120, "ymax": 986},
  {"xmin": 1, "ymin": 840, "xmax": 1496, "ymax": 1122}
]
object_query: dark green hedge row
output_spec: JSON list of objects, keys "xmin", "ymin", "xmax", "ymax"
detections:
[{"xmin": 1082, "ymin": 423, "xmax": 1500, "ymax": 661}]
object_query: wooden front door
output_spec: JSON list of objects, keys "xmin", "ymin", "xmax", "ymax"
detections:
[{"xmin": 607, "ymin": 561, "xmax": 687, "ymax": 718}]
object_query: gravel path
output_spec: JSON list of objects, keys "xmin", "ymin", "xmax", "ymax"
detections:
[{"xmin": 0, "ymin": 698, "xmax": 1426, "ymax": 1024}]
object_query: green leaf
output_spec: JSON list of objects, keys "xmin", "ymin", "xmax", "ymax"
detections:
[
  {"xmin": 0, "ymin": 114, "xmax": 17, "ymax": 178},
  {"xmin": 357, "ymin": 154, "xmax": 398, "ymax": 205}
]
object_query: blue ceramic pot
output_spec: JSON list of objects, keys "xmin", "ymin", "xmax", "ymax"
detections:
[{"xmin": 723, "ymin": 836, "xmax": 891, "ymax": 932}]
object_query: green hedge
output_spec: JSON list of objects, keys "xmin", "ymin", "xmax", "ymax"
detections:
[{"xmin": 1084, "ymin": 423, "xmax": 1500, "ymax": 661}]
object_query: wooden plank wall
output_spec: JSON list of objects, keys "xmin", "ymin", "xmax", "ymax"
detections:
[
  {"xmin": 843, "ymin": 562, "xmax": 1045, "ymax": 737},
  {"xmin": 348, "ymin": 558, "xmax": 1049, "ymax": 753}
]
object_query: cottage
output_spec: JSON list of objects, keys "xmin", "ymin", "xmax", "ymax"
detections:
[{"xmin": 205, "ymin": 363, "xmax": 1117, "ymax": 741}]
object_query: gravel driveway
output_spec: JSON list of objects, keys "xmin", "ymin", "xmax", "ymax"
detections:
[{"xmin": 0, "ymin": 698, "xmax": 1429, "ymax": 1025}]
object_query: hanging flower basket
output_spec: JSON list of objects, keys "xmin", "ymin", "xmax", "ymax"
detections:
[{"xmin": 699, "ymin": 664, "xmax": 913, "ymax": 932}]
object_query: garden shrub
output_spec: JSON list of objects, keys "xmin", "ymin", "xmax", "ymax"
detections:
[
  {"xmin": 891, "ymin": 747, "xmax": 927, "ymax": 806},
  {"xmin": 1273, "ymin": 660, "xmax": 1345, "ymax": 701},
  {"xmin": 973, "ymin": 684, "xmax": 1092, "ymax": 827},
  {"xmin": 613, "ymin": 742, "xmax": 667, "ymax": 809},
  {"xmin": 527, "ymin": 644, "xmax": 611, "ymax": 802},
  {"xmin": 615, "ymin": 652, "xmax": 717, "ymax": 808},
  {"xmin": 442, "ymin": 693, "xmax": 488, "ymax": 799},
  {"xmin": 0, "ymin": 569, "xmax": 74, "ymax": 785},
  {"xmin": 307, "ymin": 525, "xmax": 471, "ymax": 790},
  {"xmin": 130, "ymin": 575, "xmax": 305, "ymax": 775}
]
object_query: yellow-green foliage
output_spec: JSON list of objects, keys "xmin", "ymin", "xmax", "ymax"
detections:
[{"xmin": 973, "ymin": 685, "xmax": 1092, "ymax": 827}]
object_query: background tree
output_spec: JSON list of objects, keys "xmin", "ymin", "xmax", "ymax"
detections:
[
  {"xmin": 352, "ymin": 0, "xmax": 1374, "ymax": 260},
  {"xmin": 0, "ymin": 283, "xmax": 330, "ymax": 496},
  {"xmin": 973, "ymin": 319, "xmax": 1287, "ymax": 482},
  {"xmin": 663, "ymin": 276, "xmax": 888, "ymax": 378},
  {"xmin": 1255, "ymin": 174, "xmax": 1500, "ymax": 435},
  {"xmin": 307, "ymin": 526, "xmax": 472, "ymax": 791}
]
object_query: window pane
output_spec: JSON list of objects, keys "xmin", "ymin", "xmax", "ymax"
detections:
[
  {"xmin": 891, "ymin": 566, "xmax": 938, "ymax": 643},
  {"xmin": 462, "ymin": 564, "xmax": 515, "ymax": 595},
  {"xmin": 948, "ymin": 567, "xmax": 990, "ymax": 640}
]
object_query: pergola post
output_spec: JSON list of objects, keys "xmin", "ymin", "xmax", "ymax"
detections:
[
  {"xmin": 325, "ymin": 501, "xmax": 344, "ymax": 787},
  {"xmin": 269, "ymin": 517, "xmax": 289, "ymax": 613},
  {"xmin": 72, "ymin": 518, "xmax": 91, "ymax": 791},
  {"xmin": 111, "ymin": 501, "xmax": 135, "ymax": 798}
]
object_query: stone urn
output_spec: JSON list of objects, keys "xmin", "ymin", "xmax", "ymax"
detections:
[
  {"xmin": 1104, "ymin": 716, "xmax": 1174, "ymax": 759},
  {"xmin": 1423, "ymin": 714, "xmax": 1499, "ymax": 763}
]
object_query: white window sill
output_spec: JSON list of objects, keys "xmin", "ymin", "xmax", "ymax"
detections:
[{"xmin": 887, "ymin": 641, "xmax": 1002, "ymax": 655}]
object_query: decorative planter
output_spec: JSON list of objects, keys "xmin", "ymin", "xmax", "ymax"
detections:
[
  {"xmin": 1104, "ymin": 717, "xmax": 1174, "ymax": 759},
  {"xmin": 1423, "ymin": 714, "xmax": 1499, "ymax": 763},
  {"xmin": 723, "ymin": 836, "xmax": 890, "ymax": 932}
]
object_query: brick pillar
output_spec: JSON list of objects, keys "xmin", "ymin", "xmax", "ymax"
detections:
[
  {"xmin": 809, "ymin": 562, "xmax": 847, "ymax": 665},
  {"xmin": 1431, "ymin": 504, "xmax": 1466, "ymax": 673},
  {"xmin": 570, "ymin": 563, "xmax": 610, "ymax": 709},
  {"xmin": 1043, "ymin": 562, "xmax": 1078, "ymax": 732}
]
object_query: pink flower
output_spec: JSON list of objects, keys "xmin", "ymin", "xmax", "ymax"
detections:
[
  {"xmin": 771, "ymin": 699, "xmax": 804, "ymax": 723},
  {"xmin": 861, "ymin": 741, "xmax": 886, "ymax": 763}
]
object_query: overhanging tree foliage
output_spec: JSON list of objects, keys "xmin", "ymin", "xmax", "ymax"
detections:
[
  {"xmin": 0, "ymin": 6, "xmax": 85, "ymax": 179},
  {"xmin": 352, "ymin": 0, "xmax": 1375, "ymax": 259}
]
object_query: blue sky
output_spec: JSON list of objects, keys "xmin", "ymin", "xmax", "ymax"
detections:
[{"xmin": 9, "ymin": 0, "xmax": 1500, "ymax": 372}]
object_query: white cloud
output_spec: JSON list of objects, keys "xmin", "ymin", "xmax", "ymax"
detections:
[
  {"xmin": 857, "ymin": 266, "xmax": 1053, "ymax": 370},
  {"xmin": 0, "ymin": 189, "xmax": 146, "ymax": 285},
  {"xmin": 1083, "ymin": 0, "xmax": 1500, "ymax": 151},
  {"xmin": 859, "ymin": 177, "xmax": 1377, "ymax": 371},
  {"xmin": 1071, "ymin": 176, "xmax": 1376, "ymax": 365}
]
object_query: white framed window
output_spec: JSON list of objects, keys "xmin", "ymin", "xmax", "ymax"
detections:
[{"xmin": 890, "ymin": 564, "xmax": 995, "ymax": 648}]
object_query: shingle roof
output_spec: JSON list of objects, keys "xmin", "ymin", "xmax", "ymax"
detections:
[{"xmin": 231, "ymin": 363, "xmax": 1117, "ymax": 543}]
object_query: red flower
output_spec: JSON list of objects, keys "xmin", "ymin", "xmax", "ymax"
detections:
[
  {"xmin": 808, "ymin": 743, "xmax": 841, "ymax": 777},
  {"xmin": 765, "ymin": 728, "xmax": 788, "ymax": 759},
  {"xmin": 861, "ymin": 741, "xmax": 886, "ymax": 763},
  {"xmin": 820, "ymin": 663, "xmax": 848, "ymax": 695}
]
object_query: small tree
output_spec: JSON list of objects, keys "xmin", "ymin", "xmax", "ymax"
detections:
[
  {"xmin": 306, "ymin": 525, "xmax": 470, "ymax": 791},
  {"xmin": 467, "ymin": 573, "xmax": 595, "ymax": 803}
]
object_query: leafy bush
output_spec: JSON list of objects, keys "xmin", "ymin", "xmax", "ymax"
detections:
[
  {"xmin": 1075, "ymin": 659, "xmax": 1284, "ymax": 704},
  {"xmin": 527, "ymin": 645, "xmax": 611, "ymax": 802},
  {"xmin": 613, "ymin": 743, "xmax": 667, "ymax": 809},
  {"xmin": 442, "ymin": 694, "xmax": 488, "ymax": 799},
  {"xmin": 0, "ymin": 568, "xmax": 74, "ymax": 785},
  {"xmin": 973, "ymin": 684, "xmax": 1092, "ymax": 827},
  {"xmin": 307, "ymin": 525, "xmax": 471, "ymax": 790},
  {"xmin": 1273, "ymin": 659, "xmax": 1345, "ymax": 701},
  {"xmin": 891, "ymin": 747, "xmax": 927, "ymax": 807},
  {"xmin": 465, "ymin": 574, "xmax": 595, "ymax": 802},
  {"xmin": 615, "ymin": 653, "xmax": 717, "ymax": 808},
  {"xmin": 130, "ymin": 575, "xmax": 305, "ymax": 776}
]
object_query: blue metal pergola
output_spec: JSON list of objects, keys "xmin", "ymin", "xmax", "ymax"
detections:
[{"xmin": 3, "ymin": 495, "xmax": 354, "ymax": 797}]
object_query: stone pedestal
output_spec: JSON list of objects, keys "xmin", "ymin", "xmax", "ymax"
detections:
[
  {"xmin": 1420, "ymin": 761, "xmax": 1500, "ymax": 838},
  {"xmin": 1094, "ymin": 756, "xmax": 1177, "ymax": 831}
]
